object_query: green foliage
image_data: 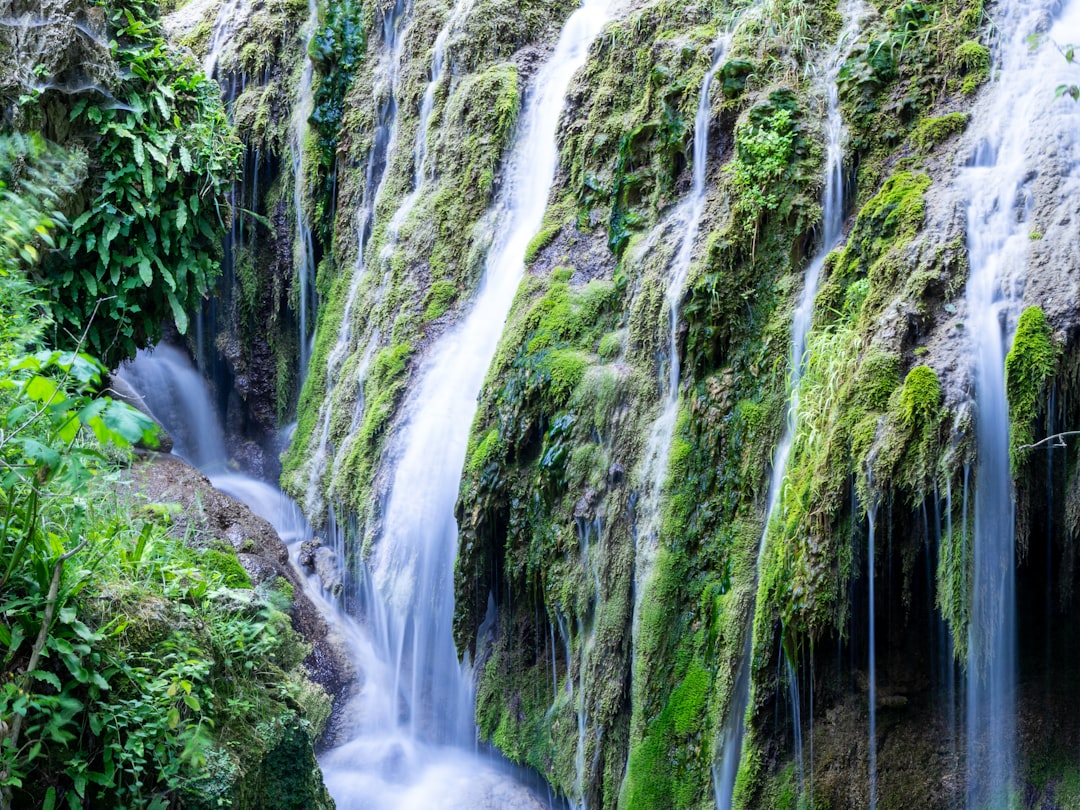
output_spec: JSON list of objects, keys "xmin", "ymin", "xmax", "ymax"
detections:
[
  {"xmin": 726, "ymin": 100, "xmax": 800, "ymax": 234},
  {"xmin": 310, "ymin": 0, "xmax": 366, "ymax": 158},
  {"xmin": 1005, "ymin": 306, "xmax": 1059, "ymax": 474},
  {"xmin": 35, "ymin": 0, "xmax": 240, "ymax": 365},
  {"xmin": 309, "ymin": 0, "xmax": 365, "ymax": 238},
  {"xmin": 0, "ymin": 135, "xmax": 84, "ymax": 358}
]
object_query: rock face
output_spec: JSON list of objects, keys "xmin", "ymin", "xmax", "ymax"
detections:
[{"xmin": 128, "ymin": 452, "xmax": 354, "ymax": 713}]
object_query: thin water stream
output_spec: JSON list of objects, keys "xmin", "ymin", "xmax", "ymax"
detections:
[
  {"xmin": 713, "ymin": 2, "xmax": 865, "ymax": 806},
  {"xmin": 300, "ymin": 0, "xmax": 412, "ymax": 522},
  {"xmin": 291, "ymin": 0, "xmax": 319, "ymax": 379}
]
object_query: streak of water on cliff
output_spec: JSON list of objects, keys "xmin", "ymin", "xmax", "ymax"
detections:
[
  {"xmin": 713, "ymin": 2, "xmax": 865, "ymax": 806},
  {"xmin": 202, "ymin": 0, "xmax": 250, "ymax": 80},
  {"xmin": 300, "ymin": 0, "xmax": 411, "ymax": 523},
  {"xmin": 326, "ymin": 0, "xmax": 475, "ymax": 488},
  {"xmin": 291, "ymin": 0, "xmax": 319, "ymax": 379},
  {"xmin": 632, "ymin": 22, "xmax": 736, "ymax": 645},
  {"xmin": 959, "ymin": 0, "xmax": 1080, "ymax": 802}
]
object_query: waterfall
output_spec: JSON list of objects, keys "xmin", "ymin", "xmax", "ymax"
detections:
[
  {"xmin": 118, "ymin": 341, "xmax": 559, "ymax": 809},
  {"xmin": 291, "ymin": 0, "xmax": 319, "ymax": 380},
  {"xmin": 713, "ymin": 3, "xmax": 865, "ymax": 806},
  {"xmin": 314, "ymin": 0, "xmax": 616, "ymax": 805},
  {"xmin": 960, "ymin": 1, "xmax": 1080, "ymax": 803}
]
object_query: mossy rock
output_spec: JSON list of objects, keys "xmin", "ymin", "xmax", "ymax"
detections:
[{"xmin": 1006, "ymin": 306, "xmax": 1059, "ymax": 474}]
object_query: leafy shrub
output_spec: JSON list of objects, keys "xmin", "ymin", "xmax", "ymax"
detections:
[{"xmin": 37, "ymin": 0, "xmax": 240, "ymax": 365}]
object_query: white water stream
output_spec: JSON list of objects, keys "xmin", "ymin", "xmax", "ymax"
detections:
[
  {"xmin": 634, "ymin": 22, "xmax": 739, "ymax": 636},
  {"xmin": 291, "ymin": 0, "xmax": 319, "ymax": 380},
  {"xmin": 201, "ymin": 0, "xmax": 250, "ymax": 80},
  {"xmin": 713, "ymin": 2, "xmax": 865, "ymax": 806},
  {"xmin": 960, "ymin": 1, "xmax": 1080, "ymax": 804}
]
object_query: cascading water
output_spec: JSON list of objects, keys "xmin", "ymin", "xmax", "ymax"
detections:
[
  {"xmin": 291, "ymin": 0, "xmax": 319, "ymax": 380},
  {"xmin": 634, "ymin": 19, "xmax": 741, "ymax": 634},
  {"xmin": 201, "ymin": 0, "xmax": 249, "ymax": 80},
  {"xmin": 118, "ymin": 344, "xmax": 558, "ymax": 808},
  {"xmin": 315, "ymin": 1, "xmax": 617, "ymax": 805},
  {"xmin": 713, "ymin": 3, "xmax": 865, "ymax": 806},
  {"xmin": 960, "ymin": 1, "xmax": 1080, "ymax": 803}
]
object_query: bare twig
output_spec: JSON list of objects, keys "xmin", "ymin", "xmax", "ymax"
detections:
[{"xmin": 1017, "ymin": 430, "xmax": 1080, "ymax": 451}]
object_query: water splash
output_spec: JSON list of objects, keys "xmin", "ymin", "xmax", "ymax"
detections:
[{"xmin": 714, "ymin": 3, "xmax": 865, "ymax": 806}]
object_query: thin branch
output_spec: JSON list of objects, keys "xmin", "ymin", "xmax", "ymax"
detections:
[{"xmin": 1017, "ymin": 430, "xmax": 1080, "ymax": 451}]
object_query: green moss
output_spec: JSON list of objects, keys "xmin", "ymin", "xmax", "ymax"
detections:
[
  {"xmin": 954, "ymin": 40, "xmax": 990, "ymax": 95},
  {"xmin": 542, "ymin": 349, "xmax": 589, "ymax": 406},
  {"xmin": 597, "ymin": 330, "xmax": 622, "ymax": 359},
  {"xmin": 910, "ymin": 112, "xmax": 969, "ymax": 151},
  {"xmin": 899, "ymin": 364, "xmax": 942, "ymax": 426},
  {"xmin": 1005, "ymin": 306, "xmax": 1059, "ymax": 474},
  {"xmin": 200, "ymin": 548, "xmax": 252, "ymax": 589},
  {"xmin": 467, "ymin": 428, "xmax": 501, "ymax": 476},
  {"xmin": 525, "ymin": 223, "xmax": 561, "ymax": 265},
  {"xmin": 424, "ymin": 279, "xmax": 457, "ymax": 320}
]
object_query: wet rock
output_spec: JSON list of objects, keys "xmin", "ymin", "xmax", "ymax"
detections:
[{"xmin": 299, "ymin": 538, "xmax": 321, "ymax": 570}]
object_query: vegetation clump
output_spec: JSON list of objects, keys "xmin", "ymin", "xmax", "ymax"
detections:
[
  {"xmin": 1005, "ymin": 306, "xmax": 1059, "ymax": 474},
  {"xmin": 27, "ymin": 0, "xmax": 241, "ymax": 365}
]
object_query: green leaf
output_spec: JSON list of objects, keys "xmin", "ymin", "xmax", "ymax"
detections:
[
  {"xmin": 18, "ymin": 438, "xmax": 61, "ymax": 469},
  {"xmin": 167, "ymin": 291, "xmax": 189, "ymax": 333},
  {"xmin": 70, "ymin": 210, "xmax": 93, "ymax": 231},
  {"xmin": 100, "ymin": 399, "xmax": 157, "ymax": 446},
  {"xmin": 25, "ymin": 374, "xmax": 59, "ymax": 404},
  {"xmin": 139, "ymin": 254, "xmax": 153, "ymax": 285},
  {"xmin": 31, "ymin": 669, "xmax": 62, "ymax": 691},
  {"xmin": 175, "ymin": 199, "xmax": 188, "ymax": 232}
]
